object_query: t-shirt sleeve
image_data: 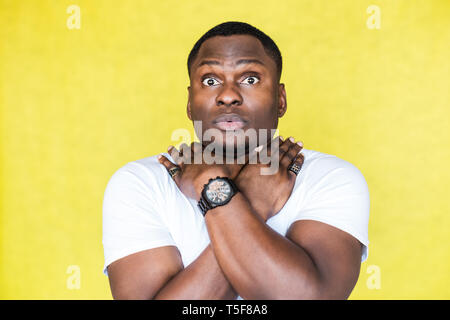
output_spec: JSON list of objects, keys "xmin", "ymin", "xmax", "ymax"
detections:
[
  {"xmin": 102, "ymin": 162, "xmax": 176, "ymax": 276},
  {"xmin": 290, "ymin": 156, "xmax": 370, "ymax": 262}
]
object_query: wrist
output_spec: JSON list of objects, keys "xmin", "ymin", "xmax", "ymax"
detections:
[
  {"xmin": 233, "ymin": 187, "xmax": 272, "ymax": 223},
  {"xmin": 203, "ymin": 166, "xmax": 232, "ymax": 180},
  {"xmin": 197, "ymin": 176, "xmax": 239, "ymax": 216},
  {"xmin": 194, "ymin": 169, "xmax": 226, "ymax": 200}
]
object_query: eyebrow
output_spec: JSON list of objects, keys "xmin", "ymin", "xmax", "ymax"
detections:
[{"xmin": 197, "ymin": 58, "xmax": 265, "ymax": 68}]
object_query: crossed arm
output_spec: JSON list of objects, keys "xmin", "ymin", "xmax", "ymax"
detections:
[{"xmin": 107, "ymin": 191, "xmax": 363, "ymax": 300}]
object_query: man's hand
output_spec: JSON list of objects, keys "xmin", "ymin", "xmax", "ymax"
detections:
[
  {"xmin": 158, "ymin": 142, "xmax": 244, "ymax": 201},
  {"xmin": 235, "ymin": 137, "xmax": 304, "ymax": 222},
  {"xmin": 158, "ymin": 137, "xmax": 304, "ymax": 220}
]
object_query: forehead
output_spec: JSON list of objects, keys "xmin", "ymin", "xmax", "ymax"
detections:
[{"xmin": 192, "ymin": 34, "xmax": 275, "ymax": 71}]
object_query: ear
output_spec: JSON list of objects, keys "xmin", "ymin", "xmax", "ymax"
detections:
[
  {"xmin": 187, "ymin": 86, "xmax": 192, "ymax": 120},
  {"xmin": 277, "ymin": 83, "xmax": 287, "ymax": 118}
]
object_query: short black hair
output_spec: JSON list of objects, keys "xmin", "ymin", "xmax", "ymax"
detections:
[{"xmin": 187, "ymin": 21, "xmax": 283, "ymax": 81}]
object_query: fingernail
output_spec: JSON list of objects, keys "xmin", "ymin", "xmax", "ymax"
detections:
[
  {"xmin": 157, "ymin": 154, "xmax": 162, "ymax": 160},
  {"xmin": 289, "ymin": 137, "xmax": 295, "ymax": 143},
  {"xmin": 168, "ymin": 146, "xmax": 173, "ymax": 152},
  {"xmin": 297, "ymin": 141, "xmax": 303, "ymax": 147},
  {"xmin": 279, "ymin": 136, "xmax": 284, "ymax": 140}
]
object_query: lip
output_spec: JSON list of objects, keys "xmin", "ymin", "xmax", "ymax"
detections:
[{"xmin": 212, "ymin": 113, "xmax": 247, "ymax": 131}]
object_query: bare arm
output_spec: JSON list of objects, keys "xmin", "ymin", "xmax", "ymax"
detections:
[
  {"xmin": 205, "ymin": 192, "xmax": 362, "ymax": 299},
  {"xmin": 107, "ymin": 244, "xmax": 237, "ymax": 300},
  {"xmin": 107, "ymin": 193, "xmax": 361, "ymax": 300},
  {"xmin": 146, "ymin": 139, "xmax": 362, "ymax": 299},
  {"xmin": 153, "ymin": 244, "xmax": 237, "ymax": 299},
  {"xmin": 107, "ymin": 148, "xmax": 241, "ymax": 300}
]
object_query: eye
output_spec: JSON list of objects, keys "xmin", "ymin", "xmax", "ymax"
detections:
[
  {"xmin": 202, "ymin": 77, "xmax": 221, "ymax": 86},
  {"xmin": 241, "ymin": 76, "xmax": 260, "ymax": 85}
]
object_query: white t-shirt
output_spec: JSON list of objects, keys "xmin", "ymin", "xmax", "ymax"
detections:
[{"xmin": 102, "ymin": 148, "xmax": 370, "ymax": 299}]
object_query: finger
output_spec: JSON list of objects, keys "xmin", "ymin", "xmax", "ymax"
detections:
[
  {"xmin": 168, "ymin": 145, "xmax": 183, "ymax": 164},
  {"xmin": 191, "ymin": 142, "xmax": 203, "ymax": 154},
  {"xmin": 191, "ymin": 141, "xmax": 203, "ymax": 164},
  {"xmin": 259, "ymin": 136, "xmax": 283, "ymax": 164},
  {"xmin": 272, "ymin": 136, "xmax": 291, "ymax": 167},
  {"xmin": 178, "ymin": 143, "xmax": 191, "ymax": 165},
  {"xmin": 287, "ymin": 153, "xmax": 305, "ymax": 177},
  {"xmin": 281, "ymin": 139, "xmax": 303, "ymax": 167},
  {"xmin": 295, "ymin": 152, "xmax": 305, "ymax": 168},
  {"xmin": 158, "ymin": 154, "xmax": 182, "ymax": 181},
  {"xmin": 191, "ymin": 141, "xmax": 203, "ymax": 153},
  {"xmin": 294, "ymin": 152, "xmax": 305, "ymax": 167},
  {"xmin": 158, "ymin": 154, "xmax": 178, "ymax": 170},
  {"xmin": 264, "ymin": 135, "xmax": 283, "ymax": 156},
  {"xmin": 168, "ymin": 145, "xmax": 180, "ymax": 161},
  {"xmin": 278, "ymin": 136, "xmax": 292, "ymax": 157}
]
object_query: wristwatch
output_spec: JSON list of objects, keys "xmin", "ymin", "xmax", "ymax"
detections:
[{"xmin": 198, "ymin": 176, "xmax": 238, "ymax": 216}]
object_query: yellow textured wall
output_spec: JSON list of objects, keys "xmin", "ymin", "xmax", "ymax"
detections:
[{"xmin": 0, "ymin": 0, "xmax": 449, "ymax": 299}]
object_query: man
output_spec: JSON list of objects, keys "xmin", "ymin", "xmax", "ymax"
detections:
[{"xmin": 102, "ymin": 21, "xmax": 370, "ymax": 300}]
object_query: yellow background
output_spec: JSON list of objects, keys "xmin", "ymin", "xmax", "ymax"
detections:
[{"xmin": 1, "ymin": 0, "xmax": 449, "ymax": 299}]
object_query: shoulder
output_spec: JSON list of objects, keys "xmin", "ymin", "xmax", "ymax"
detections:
[
  {"xmin": 102, "ymin": 153, "xmax": 179, "ymax": 230},
  {"xmin": 300, "ymin": 148, "xmax": 369, "ymax": 194},
  {"xmin": 104, "ymin": 153, "xmax": 175, "ymax": 194},
  {"xmin": 289, "ymin": 148, "xmax": 370, "ymax": 260},
  {"xmin": 102, "ymin": 153, "xmax": 180, "ymax": 214}
]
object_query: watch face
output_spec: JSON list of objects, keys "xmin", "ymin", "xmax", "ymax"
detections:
[{"xmin": 205, "ymin": 179, "xmax": 232, "ymax": 205}]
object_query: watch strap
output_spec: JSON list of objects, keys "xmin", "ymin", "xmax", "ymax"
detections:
[
  {"xmin": 197, "ymin": 177, "xmax": 238, "ymax": 216},
  {"xmin": 198, "ymin": 196, "xmax": 212, "ymax": 216}
]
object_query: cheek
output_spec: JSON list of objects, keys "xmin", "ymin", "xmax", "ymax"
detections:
[
  {"xmin": 190, "ymin": 95, "xmax": 210, "ymax": 120},
  {"xmin": 246, "ymin": 93, "xmax": 278, "ymax": 127}
]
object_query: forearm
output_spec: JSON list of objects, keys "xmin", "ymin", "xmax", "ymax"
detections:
[
  {"xmin": 154, "ymin": 244, "xmax": 237, "ymax": 300},
  {"xmin": 205, "ymin": 193, "xmax": 322, "ymax": 299}
]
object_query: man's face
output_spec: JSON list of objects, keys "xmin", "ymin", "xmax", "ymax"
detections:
[{"xmin": 187, "ymin": 34, "xmax": 286, "ymax": 154}]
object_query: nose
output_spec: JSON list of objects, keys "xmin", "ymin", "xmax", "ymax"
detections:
[{"xmin": 216, "ymin": 83, "xmax": 243, "ymax": 107}]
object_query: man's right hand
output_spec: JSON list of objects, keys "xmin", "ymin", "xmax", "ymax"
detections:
[
  {"xmin": 234, "ymin": 137, "xmax": 304, "ymax": 222},
  {"xmin": 158, "ymin": 138, "xmax": 304, "ymax": 222}
]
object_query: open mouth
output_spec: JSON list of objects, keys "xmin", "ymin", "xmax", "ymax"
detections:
[
  {"xmin": 213, "ymin": 114, "xmax": 247, "ymax": 131},
  {"xmin": 215, "ymin": 121, "xmax": 246, "ymax": 131}
]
